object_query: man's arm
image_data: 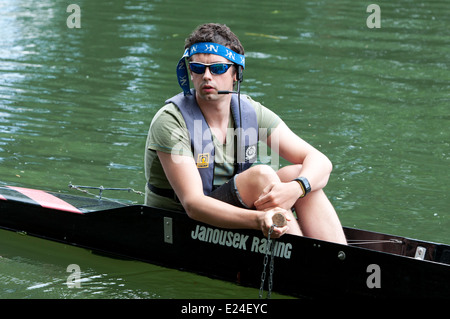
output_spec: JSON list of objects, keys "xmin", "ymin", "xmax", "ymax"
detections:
[
  {"xmin": 254, "ymin": 122, "xmax": 333, "ymax": 210},
  {"xmin": 157, "ymin": 151, "xmax": 288, "ymax": 237},
  {"xmin": 272, "ymin": 122, "xmax": 332, "ymax": 188}
]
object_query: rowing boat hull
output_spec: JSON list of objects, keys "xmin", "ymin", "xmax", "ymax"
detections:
[{"xmin": 0, "ymin": 185, "xmax": 449, "ymax": 298}]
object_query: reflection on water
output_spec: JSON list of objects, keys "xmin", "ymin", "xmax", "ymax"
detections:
[
  {"xmin": 0, "ymin": 0, "xmax": 448, "ymax": 298},
  {"xmin": 0, "ymin": 229, "xmax": 277, "ymax": 299}
]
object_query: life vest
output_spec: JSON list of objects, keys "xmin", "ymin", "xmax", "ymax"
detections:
[{"xmin": 166, "ymin": 90, "xmax": 258, "ymax": 195}]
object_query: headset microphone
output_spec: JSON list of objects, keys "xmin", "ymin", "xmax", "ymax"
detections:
[{"xmin": 218, "ymin": 90, "xmax": 237, "ymax": 94}]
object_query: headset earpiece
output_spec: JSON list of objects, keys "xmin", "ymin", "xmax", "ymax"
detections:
[{"xmin": 237, "ymin": 65, "xmax": 243, "ymax": 83}]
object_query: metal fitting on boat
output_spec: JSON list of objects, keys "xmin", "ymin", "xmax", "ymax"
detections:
[{"xmin": 337, "ymin": 251, "xmax": 346, "ymax": 261}]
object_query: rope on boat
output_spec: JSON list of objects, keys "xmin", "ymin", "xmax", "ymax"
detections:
[
  {"xmin": 68, "ymin": 183, "xmax": 144, "ymax": 201},
  {"xmin": 347, "ymin": 239, "xmax": 403, "ymax": 245}
]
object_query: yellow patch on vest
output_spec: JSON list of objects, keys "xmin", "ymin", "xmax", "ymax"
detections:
[{"xmin": 197, "ymin": 153, "xmax": 209, "ymax": 168}]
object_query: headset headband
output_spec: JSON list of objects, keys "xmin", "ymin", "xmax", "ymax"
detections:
[{"xmin": 176, "ymin": 42, "xmax": 245, "ymax": 96}]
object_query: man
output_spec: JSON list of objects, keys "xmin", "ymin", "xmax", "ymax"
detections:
[{"xmin": 145, "ymin": 23, "xmax": 346, "ymax": 244}]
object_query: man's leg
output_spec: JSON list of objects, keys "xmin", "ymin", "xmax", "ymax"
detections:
[
  {"xmin": 235, "ymin": 165, "xmax": 302, "ymax": 235},
  {"xmin": 277, "ymin": 165, "xmax": 347, "ymax": 244}
]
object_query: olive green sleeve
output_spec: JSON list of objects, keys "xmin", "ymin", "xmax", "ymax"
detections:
[{"xmin": 147, "ymin": 103, "xmax": 193, "ymax": 157}]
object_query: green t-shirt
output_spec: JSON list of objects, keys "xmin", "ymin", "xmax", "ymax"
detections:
[{"xmin": 144, "ymin": 94, "xmax": 282, "ymax": 210}]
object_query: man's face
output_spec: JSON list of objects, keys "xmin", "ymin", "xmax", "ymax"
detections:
[{"xmin": 189, "ymin": 53, "xmax": 236, "ymax": 102}]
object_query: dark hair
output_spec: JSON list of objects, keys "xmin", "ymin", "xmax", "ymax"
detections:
[{"xmin": 185, "ymin": 23, "xmax": 244, "ymax": 55}]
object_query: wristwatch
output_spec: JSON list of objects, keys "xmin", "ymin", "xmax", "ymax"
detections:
[{"xmin": 293, "ymin": 177, "xmax": 311, "ymax": 198}]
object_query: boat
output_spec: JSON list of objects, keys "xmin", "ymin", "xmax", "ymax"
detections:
[{"xmin": 0, "ymin": 184, "xmax": 449, "ymax": 299}]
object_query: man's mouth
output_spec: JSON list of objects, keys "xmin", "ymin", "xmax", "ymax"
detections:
[{"xmin": 202, "ymin": 84, "xmax": 215, "ymax": 91}]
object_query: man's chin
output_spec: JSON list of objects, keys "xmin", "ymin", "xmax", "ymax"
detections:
[{"xmin": 197, "ymin": 91, "xmax": 219, "ymax": 101}]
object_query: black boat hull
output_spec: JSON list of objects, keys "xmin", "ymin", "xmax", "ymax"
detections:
[{"xmin": 0, "ymin": 186, "xmax": 449, "ymax": 299}]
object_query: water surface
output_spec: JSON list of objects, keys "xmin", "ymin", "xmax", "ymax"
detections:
[{"xmin": 0, "ymin": 0, "xmax": 448, "ymax": 298}]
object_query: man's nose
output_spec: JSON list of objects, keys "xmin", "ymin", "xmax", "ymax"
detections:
[{"xmin": 202, "ymin": 66, "xmax": 213, "ymax": 79}]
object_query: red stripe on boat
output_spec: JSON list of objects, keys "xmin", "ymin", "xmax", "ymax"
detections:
[
  {"xmin": 7, "ymin": 186, "xmax": 83, "ymax": 214},
  {"xmin": 0, "ymin": 194, "xmax": 6, "ymax": 201}
]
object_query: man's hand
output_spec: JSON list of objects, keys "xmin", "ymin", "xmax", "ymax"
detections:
[
  {"xmin": 254, "ymin": 181, "xmax": 301, "ymax": 211},
  {"xmin": 259, "ymin": 207, "xmax": 290, "ymax": 238}
]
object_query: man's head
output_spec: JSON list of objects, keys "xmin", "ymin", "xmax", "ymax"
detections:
[
  {"xmin": 184, "ymin": 23, "xmax": 244, "ymax": 56},
  {"xmin": 176, "ymin": 23, "xmax": 245, "ymax": 96}
]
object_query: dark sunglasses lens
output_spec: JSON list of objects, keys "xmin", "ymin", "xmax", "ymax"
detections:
[
  {"xmin": 189, "ymin": 63, "xmax": 206, "ymax": 74},
  {"xmin": 189, "ymin": 63, "xmax": 231, "ymax": 75},
  {"xmin": 210, "ymin": 64, "xmax": 231, "ymax": 74}
]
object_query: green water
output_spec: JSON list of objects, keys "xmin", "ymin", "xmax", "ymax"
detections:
[{"xmin": 0, "ymin": 0, "xmax": 448, "ymax": 299}]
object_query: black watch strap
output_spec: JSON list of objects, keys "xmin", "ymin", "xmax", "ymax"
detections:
[{"xmin": 293, "ymin": 177, "xmax": 311, "ymax": 198}]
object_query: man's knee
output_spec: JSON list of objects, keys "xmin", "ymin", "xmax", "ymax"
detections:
[
  {"xmin": 245, "ymin": 164, "xmax": 279, "ymax": 186},
  {"xmin": 235, "ymin": 165, "xmax": 279, "ymax": 207}
]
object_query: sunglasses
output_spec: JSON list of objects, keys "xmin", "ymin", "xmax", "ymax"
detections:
[{"xmin": 189, "ymin": 62, "xmax": 233, "ymax": 75}]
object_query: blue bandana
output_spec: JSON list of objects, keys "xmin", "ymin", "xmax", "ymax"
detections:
[{"xmin": 176, "ymin": 42, "xmax": 245, "ymax": 96}]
